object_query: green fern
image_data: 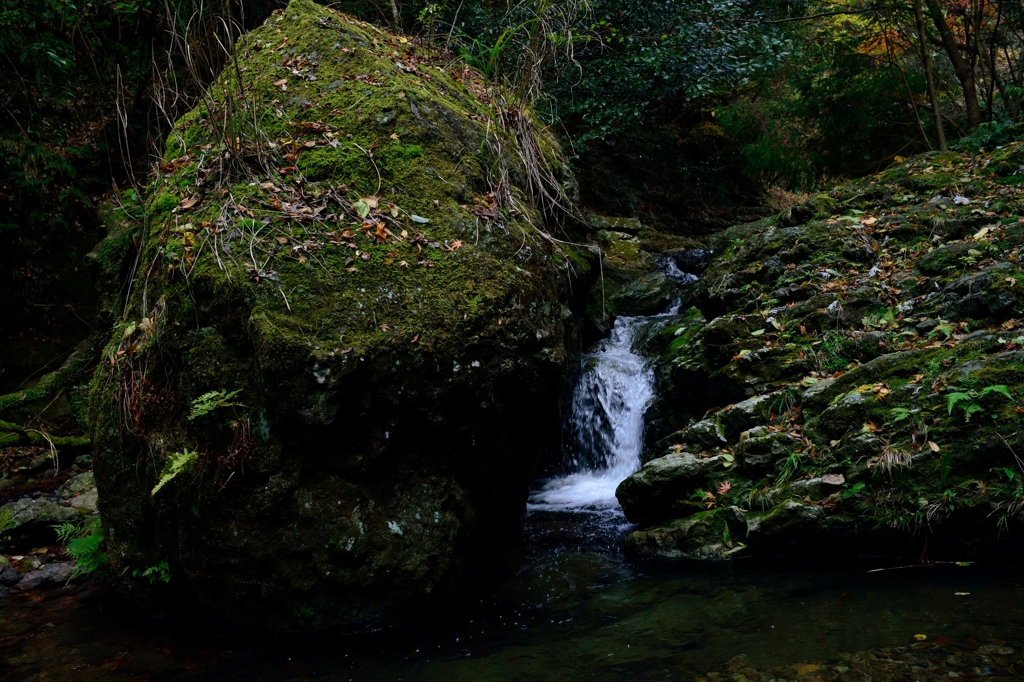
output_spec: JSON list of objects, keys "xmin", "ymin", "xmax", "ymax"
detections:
[
  {"xmin": 188, "ymin": 389, "xmax": 241, "ymax": 421},
  {"xmin": 939, "ymin": 449, "xmax": 956, "ymax": 487},
  {"xmin": 947, "ymin": 384, "xmax": 1012, "ymax": 422},
  {"xmin": 54, "ymin": 519, "xmax": 107, "ymax": 577},
  {"xmin": 151, "ymin": 449, "xmax": 199, "ymax": 496},
  {"xmin": 982, "ymin": 384, "xmax": 1013, "ymax": 400},
  {"xmin": 886, "ymin": 407, "xmax": 913, "ymax": 426}
]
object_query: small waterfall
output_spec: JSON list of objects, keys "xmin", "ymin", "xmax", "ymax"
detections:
[{"xmin": 528, "ymin": 316, "xmax": 655, "ymax": 512}]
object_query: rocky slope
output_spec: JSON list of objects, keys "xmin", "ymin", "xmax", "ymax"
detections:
[
  {"xmin": 618, "ymin": 143, "xmax": 1024, "ymax": 561},
  {"xmin": 88, "ymin": 0, "xmax": 589, "ymax": 630}
]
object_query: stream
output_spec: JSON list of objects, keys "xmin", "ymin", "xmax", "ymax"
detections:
[{"xmin": 4, "ymin": 310, "xmax": 1024, "ymax": 680}]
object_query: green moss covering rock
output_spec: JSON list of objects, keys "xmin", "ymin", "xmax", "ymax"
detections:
[
  {"xmin": 88, "ymin": 0, "xmax": 589, "ymax": 630},
  {"xmin": 620, "ymin": 141, "xmax": 1024, "ymax": 562}
]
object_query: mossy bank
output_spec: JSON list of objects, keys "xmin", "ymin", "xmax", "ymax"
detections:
[
  {"xmin": 619, "ymin": 142, "xmax": 1024, "ymax": 562},
  {"xmin": 88, "ymin": 0, "xmax": 589, "ymax": 630}
]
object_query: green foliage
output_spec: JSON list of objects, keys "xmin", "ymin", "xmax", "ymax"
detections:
[
  {"xmin": 776, "ymin": 450, "xmax": 802, "ymax": 485},
  {"xmin": 0, "ymin": 507, "xmax": 13, "ymax": 544},
  {"xmin": 746, "ymin": 486, "xmax": 777, "ymax": 511},
  {"xmin": 0, "ymin": 507, "xmax": 12, "ymax": 531},
  {"xmin": 552, "ymin": 0, "xmax": 793, "ymax": 146},
  {"xmin": 815, "ymin": 332, "xmax": 850, "ymax": 373},
  {"xmin": 126, "ymin": 560, "xmax": 172, "ymax": 584},
  {"xmin": 54, "ymin": 519, "xmax": 107, "ymax": 577},
  {"xmin": 459, "ymin": 17, "xmax": 536, "ymax": 85},
  {"xmin": 946, "ymin": 384, "xmax": 1012, "ymax": 422},
  {"xmin": 839, "ymin": 481, "xmax": 866, "ymax": 500},
  {"xmin": 151, "ymin": 449, "xmax": 199, "ymax": 495},
  {"xmin": 886, "ymin": 407, "xmax": 914, "ymax": 426},
  {"xmin": 188, "ymin": 389, "xmax": 241, "ymax": 421},
  {"xmin": 952, "ymin": 121, "xmax": 1024, "ymax": 153}
]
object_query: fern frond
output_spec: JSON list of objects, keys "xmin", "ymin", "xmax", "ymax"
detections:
[
  {"xmin": 981, "ymin": 384, "xmax": 1013, "ymax": 400},
  {"xmin": 946, "ymin": 392, "xmax": 973, "ymax": 415},
  {"xmin": 151, "ymin": 449, "xmax": 199, "ymax": 495}
]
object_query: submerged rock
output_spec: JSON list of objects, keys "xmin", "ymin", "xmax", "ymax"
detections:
[{"xmin": 89, "ymin": 0, "xmax": 587, "ymax": 630}]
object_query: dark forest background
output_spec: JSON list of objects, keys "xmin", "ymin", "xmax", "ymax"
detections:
[{"xmin": 5, "ymin": 0, "xmax": 1024, "ymax": 389}]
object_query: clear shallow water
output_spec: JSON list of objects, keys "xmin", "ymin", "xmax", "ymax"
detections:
[
  {"xmin": 7, "ymin": 307, "xmax": 1024, "ymax": 680},
  {"xmin": 6, "ymin": 528, "xmax": 1024, "ymax": 681}
]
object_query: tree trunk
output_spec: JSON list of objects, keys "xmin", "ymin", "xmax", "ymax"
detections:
[
  {"xmin": 390, "ymin": 0, "xmax": 401, "ymax": 30},
  {"xmin": 924, "ymin": 0, "xmax": 983, "ymax": 129},
  {"xmin": 915, "ymin": 0, "xmax": 947, "ymax": 149}
]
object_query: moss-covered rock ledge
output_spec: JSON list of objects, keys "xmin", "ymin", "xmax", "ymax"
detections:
[
  {"xmin": 619, "ymin": 142, "xmax": 1024, "ymax": 562},
  {"xmin": 89, "ymin": 0, "xmax": 589, "ymax": 630}
]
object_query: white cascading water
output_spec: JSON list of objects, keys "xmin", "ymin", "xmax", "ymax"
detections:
[{"xmin": 527, "ymin": 315, "xmax": 655, "ymax": 512}]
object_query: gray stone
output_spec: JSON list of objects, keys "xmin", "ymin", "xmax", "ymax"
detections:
[
  {"xmin": 587, "ymin": 215, "xmax": 643, "ymax": 235},
  {"xmin": 625, "ymin": 506, "xmax": 747, "ymax": 559},
  {"xmin": 801, "ymin": 376, "xmax": 838, "ymax": 410},
  {"xmin": 609, "ymin": 271, "xmax": 673, "ymax": 316},
  {"xmin": 13, "ymin": 561, "xmax": 76, "ymax": 591},
  {"xmin": 59, "ymin": 472, "xmax": 99, "ymax": 513},
  {"xmin": 0, "ymin": 565, "xmax": 19, "ymax": 586},
  {"xmin": 718, "ymin": 394, "xmax": 776, "ymax": 441},
  {"xmin": 835, "ymin": 432, "xmax": 885, "ymax": 462},
  {"xmin": 747, "ymin": 500, "xmax": 825, "ymax": 546},
  {"xmin": 803, "ymin": 390, "xmax": 874, "ymax": 445},
  {"xmin": 60, "ymin": 471, "xmax": 96, "ymax": 499},
  {"xmin": 785, "ymin": 477, "xmax": 828, "ymax": 502},
  {"xmin": 658, "ymin": 418, "xmax": 727, "ymax": 452},
  {"xmin": 0, "ymin": 498, "xmax": 79, "ymax": 550},
  {"xmin": 68, "ymin": 489, "xmax": 98, "ymax": 514},
  {"xmin": 616, "ymin": 453, "xmax": 721, "ymax": 524},
  {"xmin": 736, "ymin": 431, "xmax": 800, "ymax": 474},
  {"xmin": 944, "ymin": 262, "xmax": 1022, "ymax": 320}
]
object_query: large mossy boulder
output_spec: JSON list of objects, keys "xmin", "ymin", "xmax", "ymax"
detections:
[
  {"xmin": 622, "ymin": 143, "xmax": 1024, "ymax": 562},
  {"xmin": 89, "ymin": 0, "xmax": 588, "ymax": 630}
]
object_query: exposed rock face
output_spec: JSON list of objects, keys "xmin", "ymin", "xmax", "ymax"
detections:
[
  {"xmin": 616, "ymin": 453, "xmax": 719, "ymax": 523},
  {"xmin": 0, "ymin": 498, "xmax": 79, "ymax": 550},
  {"xmin": 619, "ymin": 143, "xmax": 1024, "ymax": 562},
  {"xmin": 89, "ymin": 0, "xmax": 588, "ymax": 630}
]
